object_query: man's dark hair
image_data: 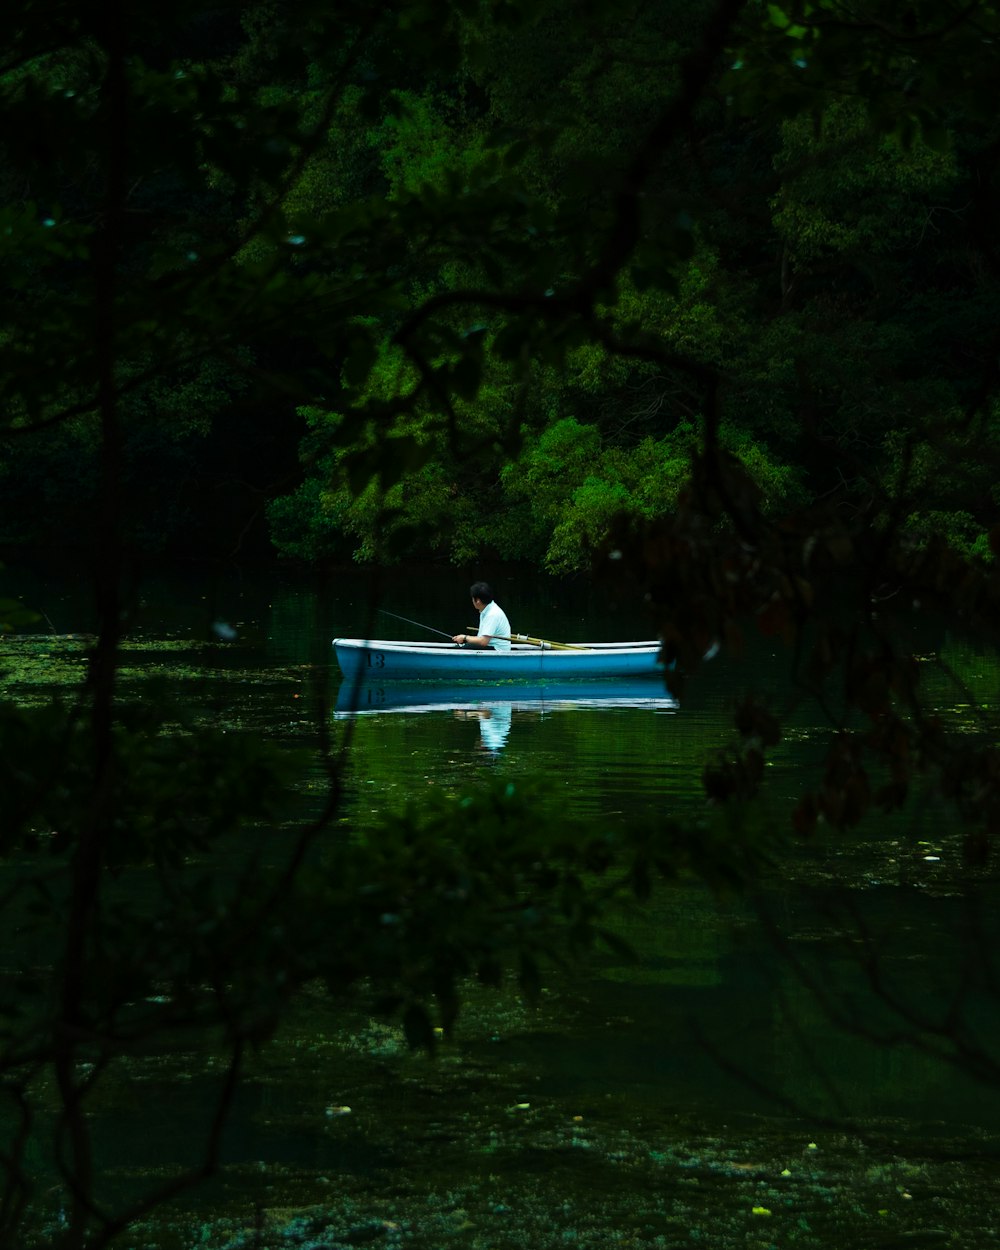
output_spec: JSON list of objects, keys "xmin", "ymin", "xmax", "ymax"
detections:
[{"xmin": 470, "ymin": 581, "xmax": 494, "ymax": 604}]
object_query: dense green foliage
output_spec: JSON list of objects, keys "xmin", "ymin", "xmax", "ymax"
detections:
[
  {"xmin": 5, "ymin": 0, "xmax": 999, "ymax": 571},
  {"xmin": 259, "ymin": 1, "xmax": 1000, "ymax": 570},
  {"xmin": 4, "ymin": 1, "xmax": 1000, "ymax": 1245}
]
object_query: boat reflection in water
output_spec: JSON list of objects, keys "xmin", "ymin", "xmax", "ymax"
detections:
[{"xmin": 334, "ymin": 679, "xmax": 679, "ymax": 754}]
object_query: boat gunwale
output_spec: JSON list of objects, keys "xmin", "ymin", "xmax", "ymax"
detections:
[{"xmin": 332, "ymin": 637, "xmax": 661, "ymax": 654}]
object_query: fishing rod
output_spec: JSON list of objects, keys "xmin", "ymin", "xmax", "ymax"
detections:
[{"xmin": 378, "ymin": 608, "xmax": 455, "ymax": 640}]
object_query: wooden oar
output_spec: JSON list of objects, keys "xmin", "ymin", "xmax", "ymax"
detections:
[{"xmin": 466, "ymin": 627, "xmax": 588, "ymax": 651}]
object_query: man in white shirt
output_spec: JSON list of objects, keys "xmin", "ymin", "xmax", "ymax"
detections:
[{"xmin": 452, "ymin": 582, "xmax": 512, "ymax": 651}]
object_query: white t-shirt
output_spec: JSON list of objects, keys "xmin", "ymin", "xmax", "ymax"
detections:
[{"xmin": 478, "ymin": 600, "xmax": 511, "ymax": 651}]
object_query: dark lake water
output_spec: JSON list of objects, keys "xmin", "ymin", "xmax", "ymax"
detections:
[{"xmin": 3, "ymin": 561, "xmax": 1000, "ymax": 1249}]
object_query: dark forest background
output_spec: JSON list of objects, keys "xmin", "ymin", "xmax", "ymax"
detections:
[{"xmin": 4, "ymin": 0, "xmax": 999, "ymax": 577}]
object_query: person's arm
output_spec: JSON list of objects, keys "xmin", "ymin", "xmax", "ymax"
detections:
[{"xmin": 452, "ymin": 632, "xmax": 489, "ymax": 647}]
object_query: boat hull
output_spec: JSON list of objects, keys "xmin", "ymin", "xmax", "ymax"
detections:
[{"xmin": 332, "ymin": 638, "xmax": 664, "ymax": 682}]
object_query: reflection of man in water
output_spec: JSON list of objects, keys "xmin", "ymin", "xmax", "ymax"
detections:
[
  {"xmin": 454, "ymin": 704, "xmax": 513, "ymax": 753},
  {"xmin": 478, "ymin": 704, "xmax": 512, "ymax": 752}
]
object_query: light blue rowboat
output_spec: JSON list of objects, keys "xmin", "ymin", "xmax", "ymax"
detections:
[{"xmin": 331, "ymin": 638, "xmax": 664, "ymax": 682}]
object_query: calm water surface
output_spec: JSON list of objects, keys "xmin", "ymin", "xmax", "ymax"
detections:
[{"xmin": 3, "ymin": 562, "xmax": 1000, "ymax": 1247}]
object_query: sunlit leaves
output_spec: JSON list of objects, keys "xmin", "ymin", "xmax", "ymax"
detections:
[{"xmin": 772, "ymin": 99, "xmax": 956, "ymax": 267}]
